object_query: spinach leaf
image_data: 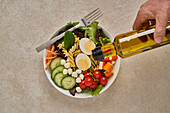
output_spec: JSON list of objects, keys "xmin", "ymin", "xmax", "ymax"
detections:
[{"xmin": 64, "ymin": 31, "xmax": 75, "ymax": 50}]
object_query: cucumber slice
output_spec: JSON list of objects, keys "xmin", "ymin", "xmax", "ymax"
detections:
[
  {"xmin": 61, "ymin": 76, "xmax": 76, "ymax": 90},
  {"xmin": 51, "ymin": 65, "xmax": 65, "ymax": 80},
  {"xmin": 50, "ymin": 57, "xmax": 62, "ymax": 71},
  {"xmin": 54, "ymin": 73, "xmax": 67, "ymax": 87}
]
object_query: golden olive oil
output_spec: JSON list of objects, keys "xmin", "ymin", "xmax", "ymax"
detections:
[{"xmin": 92, "ymin": 21, "xmax": 170, "ymax": 60}]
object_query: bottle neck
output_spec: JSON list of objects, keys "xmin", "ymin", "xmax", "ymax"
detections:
[{"xmin": 92, "ymin": 43, "xmax": 117, "ymax": 61}]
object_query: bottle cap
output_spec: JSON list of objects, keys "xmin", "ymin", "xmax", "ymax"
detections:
[{"xmin": 92, "ymin": 46, "xmax": 104, "ymax": 61}]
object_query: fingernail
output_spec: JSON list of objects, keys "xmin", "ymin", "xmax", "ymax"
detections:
[{"xmin": 155, "ymin": 37, "xmax": 162, "ymax": 43}]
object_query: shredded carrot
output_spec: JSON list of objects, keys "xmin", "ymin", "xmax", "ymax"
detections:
[
  {"xmin": 46, "ymin": 50, "xmax": 59, "ymax": 55},
  {"xmin": 46, "ymin": 56, "xmax": 57, "ymax": 60},
  {"xmin": 104, "ymin": 70, "xmax": 114, "ymax": 77},
  {"xmin": 51, "ymin": 44, "xmax": 55, "ymax": 52},
  {"xmin": 46, "ymin": 47, "xmax": 51, "ymax": 63},
  {"xmin": 103, "ymin": 62, "xmax": 113, "ymax": 72},
  {"xmin": 45, "ymin": 60, "xmax": 52, "ymax": 70},
  {"xmin": 45, "ymin": 44, "xmax": 58, "ymax": 69}
]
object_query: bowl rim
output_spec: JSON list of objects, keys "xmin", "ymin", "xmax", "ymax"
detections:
[{"xmin": 43, "ymin": 25, "xmax": 120, "ymax": 98}]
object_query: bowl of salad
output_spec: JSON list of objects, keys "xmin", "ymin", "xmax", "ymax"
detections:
[{"xmin": 43, "ymin": 22, "xmax": 120, "ymax": 98}]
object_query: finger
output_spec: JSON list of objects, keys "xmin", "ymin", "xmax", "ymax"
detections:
[
  {"xmin": 154, "ymin": 16, "xmax": 168, "ymax": 43},
  {"xmin": 133, "ymin": 6, "xmax": 155, "ymax": 30}
]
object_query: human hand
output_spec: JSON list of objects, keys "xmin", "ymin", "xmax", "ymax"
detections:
[{"xmin": 133, "ymin": 0, "xmax": 170, "ymax": 43}]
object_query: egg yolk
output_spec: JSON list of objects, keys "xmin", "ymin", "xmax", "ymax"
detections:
[
  {"xmin": 77, "ymin": 58, "xmax": 89, "ymax": 70},
  {"xmin": 84, "ymin": 40, "xmax": 95, "ymax": 53}
]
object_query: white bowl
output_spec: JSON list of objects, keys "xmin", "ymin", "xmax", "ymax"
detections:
[{"xmin": 43, "ymin": 25, "xmax": 120, "ymax": 98}]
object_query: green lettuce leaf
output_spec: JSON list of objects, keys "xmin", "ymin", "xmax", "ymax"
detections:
[
  {"xmin": 82, "ymin": 84, "xmax": 104, "ymax": 96},
  {"xmin": 78, "ymin": 22, "xmax": 99, "ymax": 44},
  {"xmin": 82, "ymin": 87, "xmax": 92, "ymax": 93},
  {"xmin": 64, "ymin": 31, "xmax": 75, "ymax": 50},
  {"xmin": 64, "ymin": 22, "xmax": 79, "ymax": 29},
  {"xmin": 86, "ymin": 22, "xmax": 99, "ymax": 44},
  {"xmin": 91, "ymin": 85, "xmax": 104, "ymax": 96},
  {"xmin": 99, "ymin": 37, "xmax": 111, "ymax": 46}
]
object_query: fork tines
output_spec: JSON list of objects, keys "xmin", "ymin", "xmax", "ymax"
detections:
[{"xmin": 82, "ymin": 8, "xmax": 103, "ymax": 25}]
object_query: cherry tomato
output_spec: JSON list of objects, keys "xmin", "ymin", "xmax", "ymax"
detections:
[
  {"xmin": 79, "ymin": 80, "xmax": 87, "ymax": 89},
  {"xmin": 99, "ymin": 76, "xmax": 108, "ymax": 85},
  {"xmin": 84, "ymin": 72, "xmax": 91, "ymax": 78},
  {"xmin": 93, "ymin": 70, "xmax": 101, "ymax": 79},
  {"xmin": 84, "ymin": 77, "xmax": 93, "ymax": 86},
  {"xmin": 89, "ymin": 81, "xmax": 97, "ymax": 89}
]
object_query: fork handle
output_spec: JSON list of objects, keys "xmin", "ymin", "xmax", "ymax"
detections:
[{"xmin": 36, "ymin": 27, "xmax": 76, "ymax": 52}]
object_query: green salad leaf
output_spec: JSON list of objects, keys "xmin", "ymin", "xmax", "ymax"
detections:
[
  {"xmin": 64, "ymin": 22, "xmax": 79, "ymax": 29},
  {"xmin": 78, "ymin": 22, "xmax": 99, "ymax": 44},
  {"xmin": 86, "ymin": 22, "xmax": 99, "ymax": 44},
  {"xmin": 57, "ymin": 38, "xmax": 64, "ymax": 44},
  {"xmin": 99, "ymin": 37, "xmax": 111, "ymax": 46},
  {"xmin": 91, "ymin": 85, "xmax": 104, "ymax": 96},
  {"xmin": 82, "ymin": 84, "xmax": 104, "ymax": 96},
  {"xmin": 82, "ymin": 87, "xmax": 92, "ymax": 93},
  {"xmin": 64, "ymin": 31, "xmax": 75, "ymax": 50}
]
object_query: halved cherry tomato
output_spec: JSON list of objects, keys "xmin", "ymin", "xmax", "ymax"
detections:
[
  {"xmin": 92, "ymin": 70, "xmax": 101, "ymax": 79},
  {"xmin": 89, "ymin": 81, "xmax": 97, "ymax": 89},
  {"xmin": 79, "ymin": 80, "xmax": 87, "ymax": 89},
  {"xmin": 99, "ymin": 76, "xmax": 108, "ymax": 85},
  {"xmin": 84, "ymin": 77, "xmax": 93, "ymax": 86},
  {"xmin": 84, "ymin": 72, "xmax": 91, "ymax": 78}
]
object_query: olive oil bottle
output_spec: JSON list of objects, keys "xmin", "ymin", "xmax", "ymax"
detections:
[{"xmin": 92, "ymin": 21, "xmax": 170, "ymax": 60}]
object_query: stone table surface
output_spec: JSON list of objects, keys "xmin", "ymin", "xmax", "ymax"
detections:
[{"xmin": 0, "ymin": 0, "xmax": 170, "ymax": 113}]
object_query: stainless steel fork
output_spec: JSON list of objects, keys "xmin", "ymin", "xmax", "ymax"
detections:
[{"xmin": 36, "ymin": 8, "xmax": 103, "ymax": 52}]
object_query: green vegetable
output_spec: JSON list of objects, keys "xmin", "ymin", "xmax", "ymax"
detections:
[
  {"xmin": 57, "ymin": 38, "xmax": 64, "ymax": 44},
  {"xmin": 82, "ymin": 84, "xmax": 104, "ymax": 96},
  {"xmin": 78, "ymin": 22, "xmax": 99, "ymax": 44},
  {"xmin": 64, "ymin": 22, "xmax": 79, "ymax": 29},
  {"xmin": 99, "ymin": 37, "xmax": 111, "ymax": 46},
  {"xmin": 64, "ymin": 31, "xmax": 75, "ymax": 50},
  {"xmin": 82, "ymin": 87, "xmax": 92, "ymax": 93},
  {"xmin": 57, "ymin": 22, "xmax": 78, "ymax": 44},
  {"xmin": 86, "ymin": 22, "xmax": 99, "ymax": 44},
  {"xmin": 78, "ymin": 27, "xmax": 89, "ymax": 31},
  {"xmin": 91, "ymin": 85, "xmax": 104, "ymax": 96}
]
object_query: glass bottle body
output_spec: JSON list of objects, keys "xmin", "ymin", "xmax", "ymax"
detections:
[{"xmin": 92, "ymin": 21, "xmax": 170, "ymax": 60}]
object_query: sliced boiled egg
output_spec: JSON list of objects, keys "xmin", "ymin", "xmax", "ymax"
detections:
[
  {"xmin": 76, "ymin": 53, "xmax": 91, "ymax": 70},
  {"xmin": 79, "ymin": 38, "xmax": 96, "ymax": 55}
]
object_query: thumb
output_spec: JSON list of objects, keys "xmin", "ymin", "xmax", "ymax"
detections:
[{"xmin": 154, "ymin": 16, "xmax": 168, "ymax": 43}]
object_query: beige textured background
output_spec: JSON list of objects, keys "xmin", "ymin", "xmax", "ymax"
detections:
[{"xmin": 0, "ymin": 0, "xmax": 170, "ymax": 113}]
